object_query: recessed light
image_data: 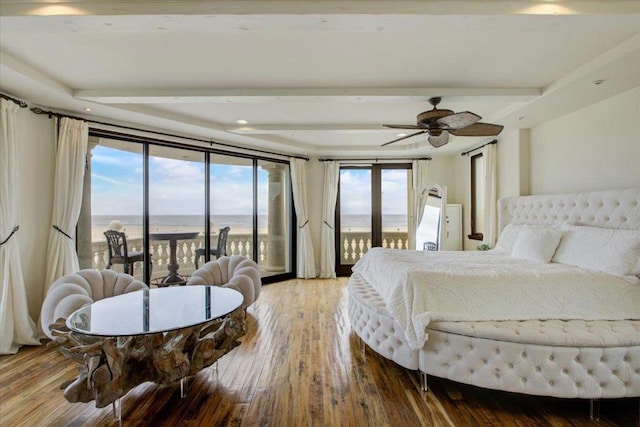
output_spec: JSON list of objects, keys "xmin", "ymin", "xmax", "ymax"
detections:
[
  {"xmin": 593, "ymin": 79, "xmax": 606, "ymax": 85},
  {"xmin": 518, "ymin": 116, "xmax": 525, "ymax": 120},
  {"xmin": 84, "ymin": 107, "xmax": 92, "ymax": 112},
  {"xmin": 236, "ymin": 119, "xmax": 248, "ymax": 125},
  {"xmin": 396, "ymin": 133, "xmax": 407, "ymax": 137}
]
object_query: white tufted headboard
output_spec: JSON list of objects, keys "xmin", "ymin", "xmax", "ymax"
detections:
[{"xmin": 497, "ymin": 188, "xmax": 640, "ymax": 234}]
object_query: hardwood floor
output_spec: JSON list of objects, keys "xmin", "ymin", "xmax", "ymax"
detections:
[{"xmin": 1, "ymin": 278, "xmax": 637, "ymax": 426}]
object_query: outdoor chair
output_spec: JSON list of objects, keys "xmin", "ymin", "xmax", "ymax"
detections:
[
  {"xmin": 104, "ymin": 230, "xmax": 150, "ymax": 276},
  {"xmin": 194, "ymin": 226, "xmax": 230, "ymax": 269}
]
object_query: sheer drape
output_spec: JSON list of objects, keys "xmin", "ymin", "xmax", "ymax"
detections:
[
  {"xmin": 320, "ymin": 161, "xmax": 339, "ymax": 278},
  {"xmin": 44, "ymin": 118, "xmax": 89, "ymax": 290},
  {"xmin": 290, "ymin": 158, "xmax": 316, "ymax": 278},
  {"xmin": 0, "ymin": 100, "xmax": 40, "ymax": 354},
  {"xmin": 482, "ymin": 143, "xmax": 498, "ymax": 246},
  {"xmin": 409, "ymin": 159, "xmax": 429, "ymax": 250}
]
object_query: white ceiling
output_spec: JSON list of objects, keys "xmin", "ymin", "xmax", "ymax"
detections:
[{"xmin": 1, "ymin": 1, "xmax": 639, "ymax": 158}]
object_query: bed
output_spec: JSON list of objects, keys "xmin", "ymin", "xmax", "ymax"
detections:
[{"xmin": 348, "ymin": 188, "xmax": 640, "ymax": 411}]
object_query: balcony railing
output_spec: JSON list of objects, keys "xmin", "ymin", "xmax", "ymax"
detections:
[
  {"xmin": 341, "ymin": 231, "xmax": 409, "ymax": 263},
  {"xmin": 90, "ymin": 230, "xmax": 409, "ymax": 282}
]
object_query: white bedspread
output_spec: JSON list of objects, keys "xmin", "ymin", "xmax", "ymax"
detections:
[{"xmin": 351, "ymin": 248, "xmax": 640, "ymax": 350}]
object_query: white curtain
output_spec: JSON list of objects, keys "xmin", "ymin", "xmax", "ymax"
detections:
[
  {"xmin": 482, "ymin": 143, "xmax": 498, "ymax": 247},
  {"xmin": 319, "ymin": 161, "xmax": 339, "ymax": 278},
  {"xmin": 290, "ymin": 158, "xmax": 316, "ymax": 278},
  {"xmin": 44, "ymin": 118, "xmax": 89, "ymax": 290},
  {"xmin": 409, "ymin": 159, "xmax": 430, "ymax": 250},
  {"xmin": 0, "ymin": 100, "xmax": 40, "ymax": 354}
]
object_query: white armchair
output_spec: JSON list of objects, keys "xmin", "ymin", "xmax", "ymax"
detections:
[
  {"xmin": 40, "ymin": 269, "xmax": 148, "ymax": 339},
  {"xmin": 186, "ymin": 255, "xmax": 261, "ymax": 308}
]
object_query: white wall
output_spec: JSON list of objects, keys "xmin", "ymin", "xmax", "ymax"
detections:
[
  {"xmin": 529, "ymin": 87, "xmax": 640, "ymax": 194},
  {"xmin": 14, "ymin": 108, "xmax": 56, "ymax": 321}
]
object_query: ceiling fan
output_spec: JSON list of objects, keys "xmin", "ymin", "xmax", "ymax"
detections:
[{"xmin": 382, "ymin": 97, "xmax": 504, "ymax": 148}]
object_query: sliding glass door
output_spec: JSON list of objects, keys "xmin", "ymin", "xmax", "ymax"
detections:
[
  {"xmin": 258, "ymin": 161, "xmax": 293, "ymax": 277},
  {"xmin": 79, "ymin": 132, "xmax": 295, "ymax": 285},
  {"xmin": 336, "ymin": 164, "xmax": 410, "ymax": 276},
  {"xmin": 79, "ymin": 138, "xmax": 145, "ymax": 279},
  {"xmin": 148, "ymin": 146, "xmax": 205, "ymax": 284}
]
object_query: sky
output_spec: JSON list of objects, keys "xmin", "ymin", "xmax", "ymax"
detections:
[{"xmin": 91, "ymin": 145, "xmax": 409, "ymax": 218}]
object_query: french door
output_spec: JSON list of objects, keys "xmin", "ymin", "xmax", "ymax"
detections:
[{"xmin": 335, "ymin": 164, "xmax": 410, "ymax": 276}]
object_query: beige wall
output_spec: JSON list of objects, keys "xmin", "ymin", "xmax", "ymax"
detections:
[
  {"xmin": 14, "ymin": 108, "xmax": 56, "ymax": 321},
  {"xmin": 529, "ymin": 87, "xmax": 640, "ymax": 194}
]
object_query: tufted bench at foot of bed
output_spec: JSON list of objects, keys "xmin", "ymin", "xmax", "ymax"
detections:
[{"xmin": 348, "ymin": 272, "xmax": 640, "ymax": 400}]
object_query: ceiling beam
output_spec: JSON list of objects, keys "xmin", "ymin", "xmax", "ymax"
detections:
[
  {"xmin": 75, "ymin": 88, "xmax": 541, "ymax": 104},
  {"xmin": 2, "ymin": 1, "xmax": 640, "ymax": 17}
]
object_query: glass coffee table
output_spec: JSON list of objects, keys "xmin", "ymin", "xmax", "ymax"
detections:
[{"xmin": 61, "ymin": 286, "xmax": 245, "ymax": 422}]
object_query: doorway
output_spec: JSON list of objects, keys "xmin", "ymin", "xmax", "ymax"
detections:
[{"xmin": 335, "ymin": 164, "xmax": 410, "ymax": 276}]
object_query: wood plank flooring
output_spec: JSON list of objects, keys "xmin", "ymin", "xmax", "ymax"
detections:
[{"xmin": 1, "ymin": 278, "xmax": 637, "ymax": 426}]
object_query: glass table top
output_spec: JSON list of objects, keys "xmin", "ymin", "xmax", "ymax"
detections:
[{"xmin": 66, "ymin": 286, "xmax": 243, "ymax": 337}]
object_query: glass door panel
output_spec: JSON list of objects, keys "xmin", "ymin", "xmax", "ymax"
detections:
[
  {"xmin": 149, "ymin": 146, "xmax": 205, "ymax": 285},
  {"xmin": 257, "ymin": 160, "xmax": 292, "ymax": 277},
  {"xmin": 381, "ymin": 168, "xmax": 410, "ymax": 250},
  {"xmin": 210, "ymin": 155, "xmax": 254, "ymax": 262},
  {"xmin": 82, "ymin": 138, "xmax": 145, "ymax": 281},
  {"xmin": 338, "ymin": 168, "xmax": 372, "ymax": 270}
]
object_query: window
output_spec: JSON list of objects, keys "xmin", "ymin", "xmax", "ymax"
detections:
[
  {"xmin": 469, "ymin": 153, "xmax": 484, "ymax": 241},
  {"xmin": 78, "ymin": 132, "xmax": 295, "ymax": 285}
]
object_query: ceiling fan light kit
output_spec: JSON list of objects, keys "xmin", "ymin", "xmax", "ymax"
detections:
[{"xmin": 382, "ymin": 97, "xmax": 504, "ymax": 148}]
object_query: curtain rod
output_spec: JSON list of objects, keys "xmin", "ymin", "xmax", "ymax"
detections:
[
  {"xmin": 460, "ymin": 139, "xmax": 497, "ymax": 156},
  {"xmin": 0, "ymin": 93, "xmax": 28, "ymax": 108},
  {"xmin": 318, "ymin": 156, "xmax": 431, "ymax": 162},
  {"xmin": 29, "ymin": 107, "xmax": 309, "ymax": 161}
]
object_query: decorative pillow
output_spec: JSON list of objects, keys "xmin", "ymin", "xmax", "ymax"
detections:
[
  {"xmin": 552, "ymin": 224, "xmax": 640, "ymax": 277},
  {"xmin": 511, "ymin": 225, "xmax": 563, "ymax": 263},
  {"xmin": 494, "ymin": 224, "xmax": 523, "ymax": 254}
]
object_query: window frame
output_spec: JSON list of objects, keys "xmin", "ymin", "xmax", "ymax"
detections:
[{"xmin": 468, "ymin": 152, "xmax": 484, "ymax": 241}]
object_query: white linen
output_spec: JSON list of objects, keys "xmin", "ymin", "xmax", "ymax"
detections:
[
  {"xmin": 320, "ymin": 161, "xmax": 339, "ymax": 278},
  {"xmin": 493, "ymin": 223, "xmax": 522, "ymax": 254},
  {"xmin": 0, "ymin": 99, "xmax": 40, "ymax": 354},
  {"xmin": 409, "ymin": 159, "xmax": 429, "ymax": 250},
  {"xmin": 44, "ymin": 117, "xmax": 88, "ymax": 290},
  {"xmin": 290, "ymin": 158, "xmax": 316, "ymax": 278},
  {"xmin": 553, "ymin": 224, "xmax": 640, "ymax": 277},
  {"xmin": 352, "ymin": 247, "xmax": 640, "ymax": 350},
  {"xmin": 482, "ymin": 143, "xmax": 497, "ymax": 247},
  {"xmin": 511, "ymin": 225, "xmax": 562, "ymax": 263}
]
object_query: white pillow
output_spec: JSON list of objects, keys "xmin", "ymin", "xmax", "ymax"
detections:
[
  {"xmin": 494, "ymin": 224, "xmax": 523, "ymax": 254},
  {"xmin": 552, "ymin": 225, "xmax": 640, "ymax": 277},
  {"xmin": 511, "ymin": 226, "xmax": 563, "ymax": 263}
]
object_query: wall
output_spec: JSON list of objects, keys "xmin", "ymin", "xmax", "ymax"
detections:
[
  {"xmin": 529, "ymin": 87, "xmax": 640, "ymax": 193},
  {"xmin": 14, "ymin": 108, "xmax": 56, "ymax": 321}
]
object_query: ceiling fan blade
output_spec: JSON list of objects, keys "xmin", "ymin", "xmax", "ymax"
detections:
[
  {"xmin": 437, "ymin": 111, "xmax": 481, "ymax": 129},
  {"xmin": 428, "ymin": 131, "xmax": 450, "ymax": 148},
  {"xmin": 449, "ymin": 122, "xmax": 504, "ymax": 136},
  {"xmin": 381, "ymin": 130, "xmax": 427, "ymax": 147},
  {"xmin": 383, "ymin": 124, "xmax": 423, "ymax": 130}
]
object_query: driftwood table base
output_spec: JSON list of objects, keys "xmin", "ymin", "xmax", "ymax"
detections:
[{"xmin": 50, "ymin": 308, "xmax": 246, "ymax": 408}]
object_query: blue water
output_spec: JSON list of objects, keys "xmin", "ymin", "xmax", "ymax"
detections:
[{"xmin": 92, "ymin": 214, "xmax": 407, "ymax": 229}]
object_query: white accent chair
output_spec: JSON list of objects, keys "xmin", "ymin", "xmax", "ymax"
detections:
[
  {"xmin": 186, "ymin": 255, "xmax": 261, "ymax": 308},
  {"xmin": 40, "ymin": 269, "xmax": 148, "ymax": 339}
]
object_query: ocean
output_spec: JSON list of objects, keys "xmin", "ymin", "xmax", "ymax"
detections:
[{"xmin": 92, "ymin": 214, "xmax": 407, "ymax": 229}]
